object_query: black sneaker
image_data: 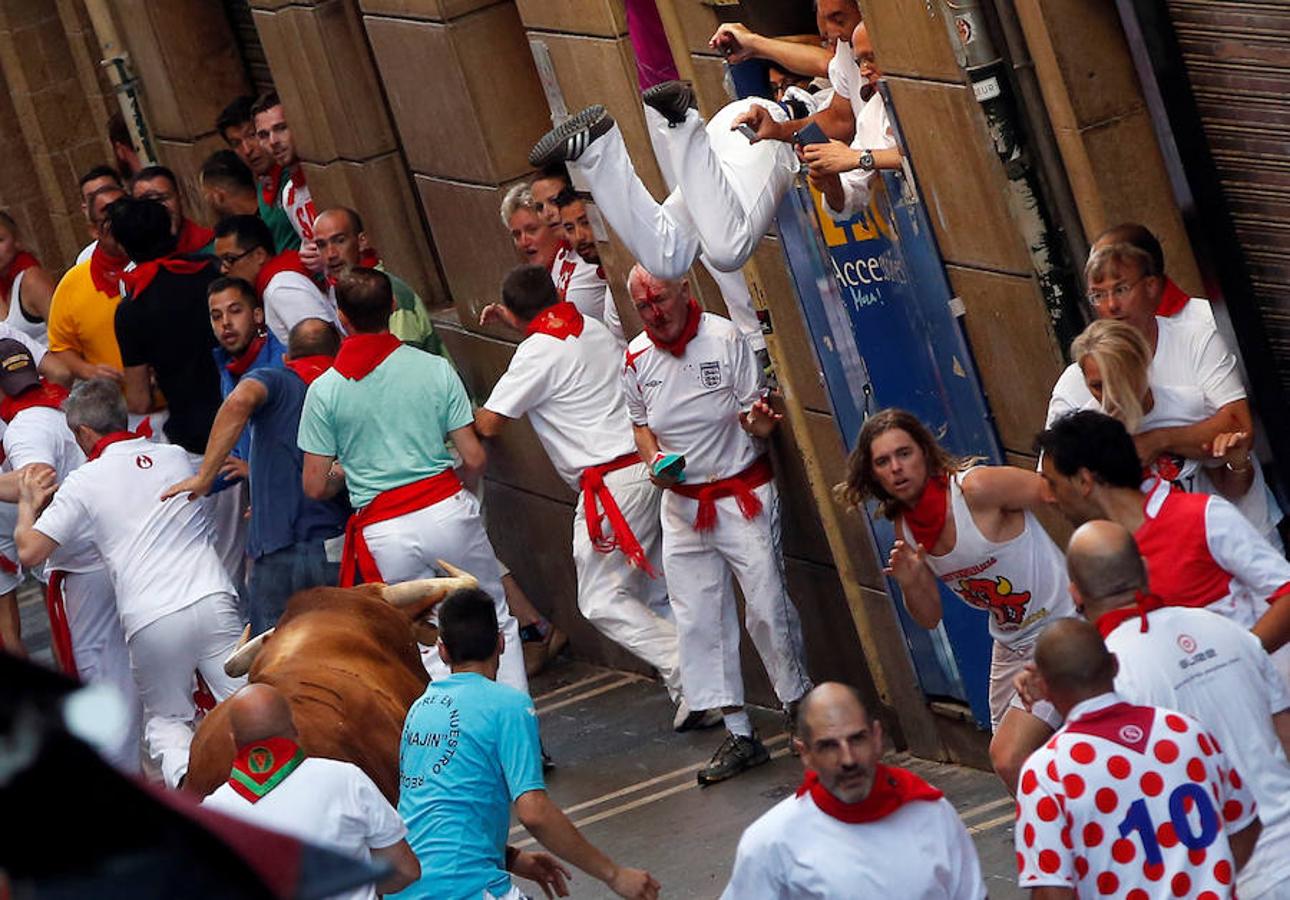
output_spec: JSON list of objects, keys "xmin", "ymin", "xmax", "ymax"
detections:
[
  {"xmin": 529, "ymin": 104, "xmax": 614, "ymax": 168},
  {"xmin": 697, "ymin": 732, "xmax": 770, "ymax": 786},
  {"xmin": 642, "ymin": 80, "xmax": 697, "ymax": 127}
]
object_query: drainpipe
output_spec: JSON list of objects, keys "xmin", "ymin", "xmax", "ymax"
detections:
[
  {"xmin": 934, "ymin": 0, "xmax": 1085, "ymax": 354},
  {"xmin": 81, "ymin": 0, "xmax": 157, "ymax": 166}
]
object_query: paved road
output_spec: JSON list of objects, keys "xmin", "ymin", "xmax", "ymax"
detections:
[{"xmin": 526, "ymin": 659, "xmax": 1023, "ymax": 899}]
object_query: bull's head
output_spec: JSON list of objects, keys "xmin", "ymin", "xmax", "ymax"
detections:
[{"xmin": 224, "ymin": 560, "xmax": 478, "ymax": 677}]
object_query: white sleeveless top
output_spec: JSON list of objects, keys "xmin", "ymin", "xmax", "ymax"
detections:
[
  {"xmin": 906, "ymin": 469, "xmax": 1073, "ymax": 647},
  {"xmin": 7, "ymin": 269, "xmax": 47, "ymax": 347}
]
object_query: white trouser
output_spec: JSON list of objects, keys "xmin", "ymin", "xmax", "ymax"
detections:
[
  {"xmin": 660, "ymin": 481, "xmax": 811, "ymax": 711},
  {"xmin": 63, "ymin": 567, "xmax": 143, "ymax": 772},
  {"xmin": 362, "ymin": 490, "xmax": 528, "ymax": 695},
  {"xmin": 643, "ymin": 103, "xmax": 768, "ymax": 351},
  {"xmin": 128, "ymin": 591, "xmax": 246, "ymax": 787},
  {"xmin": 572, "ymin": 98, "xmax": 796, "ymax": 280},
  {"xmin": 573, "ymin": 464, "xmax": 681, "ymax": 700}
]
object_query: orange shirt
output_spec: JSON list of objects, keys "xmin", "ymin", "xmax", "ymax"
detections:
[{"xmin": 47, "ymin": 259, "xmax": 124, "ymax": 370}]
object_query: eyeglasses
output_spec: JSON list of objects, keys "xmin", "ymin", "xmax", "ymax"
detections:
[
  {"xmin": 217, "ymin": 248, "xmax": 255, "ymax": 269},
  {"xmin": 1087, "ymin": 277, "xmax": 1150, "ymax": 306}
]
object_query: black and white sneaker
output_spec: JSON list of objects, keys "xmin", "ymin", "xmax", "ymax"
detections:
[
  {"xmin": 642, "ymin": 80, "xmax": 697, "ymax": 127},
  {"xmin": 673, "ymin": 699, "xmax": 723, "ymax": 733},
  {"xmin": 697, "ymin": 731, "xmax": 770, "ymax": 786},
  {"xmin": 529, "ymin": 104, "xmax": 614, "ymax": 168}
]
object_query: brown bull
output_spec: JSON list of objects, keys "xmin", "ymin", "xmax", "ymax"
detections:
[{"xmin": 184, "ymin": 564, "xmax": 475, "ymax": 804}]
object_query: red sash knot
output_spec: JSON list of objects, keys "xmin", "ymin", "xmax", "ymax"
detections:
[
  {"xmin": 670, "ymin": 455, "xmax": 773, "ymax": 532},
  {"xmin": 581, "ymin": 452, "xmax": 657, "ymax": 577},
  {"xmin": 340, "ymin": 469, "xmax": 463, "ymax": 587}
]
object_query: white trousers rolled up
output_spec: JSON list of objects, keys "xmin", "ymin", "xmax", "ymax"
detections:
[
  {"xmin": 572, "ymin": 98, "xmax": 797, "ymax": 281},
  {"xmin": 362, "ymin": 489, "xmax": 528, "ymax": 695},
  {"xmin": 63, "ymin": 567, "xmax": 143, "ymax": 772},
  {"xmin": 128, "ymin": 591, "xmax": 246, "ymax": 787},
  {"xmin": 573, "ymin": 464, "xmax": 681, "ymax": 700},
  {"xmin": 660, "ymin": 480, "xmax": 812, "ymax": 711}
]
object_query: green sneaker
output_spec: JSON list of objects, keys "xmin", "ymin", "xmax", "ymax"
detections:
[{"xmin": 697, "ymin": 732, "xmax": 770, "ymax": 786}]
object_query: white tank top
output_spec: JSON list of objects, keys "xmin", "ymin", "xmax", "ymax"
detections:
[
  {"xmin": 908, "ymin": 469, "xmax": 1073, "ymax": 647},
  {"xmin": 7, "ymin": 269, "xmax": 47, "ymax": 347}
]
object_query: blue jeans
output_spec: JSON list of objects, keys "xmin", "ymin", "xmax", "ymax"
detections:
[{"xmin": 248, "ymin": 539, "xmax": 340, "ymax": 635}]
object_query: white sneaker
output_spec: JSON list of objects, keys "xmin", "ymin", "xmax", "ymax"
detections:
[{"xmin": 673, "ymin": 699, "xmax": 723, "ymax": 733}]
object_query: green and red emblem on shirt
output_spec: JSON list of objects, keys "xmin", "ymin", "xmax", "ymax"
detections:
[{"xmin": 228, "ymin": 736, "xmax": 306, "ymax": 803}]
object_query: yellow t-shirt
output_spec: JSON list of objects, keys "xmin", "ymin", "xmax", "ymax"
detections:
[{"xmin": 47, "ymin": 260, "xmax": 124, "ymax": 370}]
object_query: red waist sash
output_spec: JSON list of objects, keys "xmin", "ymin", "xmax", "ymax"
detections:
[
  {"xmin": 581, "ymin": 452, "xmax": 657, "ymax": 577},
  {"xmin": 340, "ymin": 469, "xmax": 462, "ymax": 586},
  {"xmin": 670, "ymin": 455, "xmax": 773, "ymax": 532}
]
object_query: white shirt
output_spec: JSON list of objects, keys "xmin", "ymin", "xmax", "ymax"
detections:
[
  {"xmin": 2, "ymin": 406, "xmax": 98, "ymax": 574},
  {"xmin": 550, "ymin": 243, "xmax": 618, "ymax": 330},
  {"xmin": 484, "ymin": 316, "xmax": 636, "ymax": 491},
  {"xmin": 723, "ymin": 789, "xmax": 986, "ymax": 899},
  {"xmin": 827, "ymin": 38, "xmax": 865, "ymax": 125},
  {"xmin": 281, "ymin": 174, "xmax": 316, "ymax": 243},
  {"xmin": 1017, "ymin": 691, "xmax": 1257, "ymax": 897},
  {"xmin": 264, "ymin": 269, "xmax": 337, "ymax": 346},
  {"xmin": 75, "ymin": 241, "xmax": 97, "ymax": 266},
  {"xmin": 203, "ymin": 757, "xmax": 406, "ymax": 900},
  {"xmin": 1047, "ymin": 314, "xmax": 1246, "ymax": 426},
  {"xmin": 1106, "ymin": 606, "xmax": 1290, "ymax": 898},
  {"xmin": 827, "ymin": 92, "xmax": 896, "ymax": 222},
  {"xmin": 33, "ymin": 437, "xmax": 235, "ymax": 639},
  {"xmin": 622, "ymin": 313, "xmax": 763, "ymax": 483}
]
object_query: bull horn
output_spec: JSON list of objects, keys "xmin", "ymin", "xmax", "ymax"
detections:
[
  {"xmin": 224, "ymin": 627, "xmax": 274, "ymax": 678},
  {"xmin": 380, "ymin": 562, "xmax": 478, "ymax": 609}
]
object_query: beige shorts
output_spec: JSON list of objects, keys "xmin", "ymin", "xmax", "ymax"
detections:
[{"xmin": 990, "ymin": 639, "xmax": 1062, "ymax": 731}]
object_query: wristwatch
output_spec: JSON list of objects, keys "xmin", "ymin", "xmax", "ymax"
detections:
[{"xmin": 857, "ymin": 148, "xmax": 876, "ymax": 171}]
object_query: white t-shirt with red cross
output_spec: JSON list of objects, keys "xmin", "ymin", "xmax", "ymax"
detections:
[
  {"xmin": 484, "ymin": 315, "xmax": 637, "ymax": 491},
  {"xmin": 1016, "ymin": 692, "xmax": 1257, "ymax": 898},
  {"xmin": 32, "ymin": 437, "xmax": 235, "ymax": 639},
  {"xmin": 1106, "ymin": 606, "xmax": 1290, "ymax": 898},
  {"xmin": 621, "ymin": 312, "xmax": 763, "ymax": 484},
  {"xmin": 1136, "ymin": 476, "xmax": 1290, "ymax": 631}
]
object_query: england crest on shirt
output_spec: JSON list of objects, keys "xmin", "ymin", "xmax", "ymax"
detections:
[{"xmin": 699, "ymin": 361, "xmax": 722, "ymax": 388}]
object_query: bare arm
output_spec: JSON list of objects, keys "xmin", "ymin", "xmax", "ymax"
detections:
[
  {"xmin": 632, "ymin": 423, "xmax": 659, "ymax": 466},
  {"xmin": 961, "ymin": 465, "xmax": 1049, "ymax": 514},
  {"xmin": 46, "ymin": 349, "xmax": 123, "ymax": 385},
  {"xmin": 735, "ymin": 90, "xmax": 855, "ymax": 145},
  {"xmin": 1252, "ymin": 594, "xmax": 1290, "ymax": 655},
  {"xmin": 0, "ymin": 469, "xmax": 24, "ymax": 503},
  {"xmin": 0, "ymin": 588, "xmax": 23, "ymax": 658},
  {"xmin": 448, "ymin": 423, "xmax": 487, "ymax": 494},
  {"xmin": 160, "ymin": 379, "xmax": 268, "ymax": 501},
  {"xmin": 739, "ymin": 397, "xmax": 782, "ymax": 438},
  {"xmin": 709, "ymin": 24, "xmax": 832, "ymax": 76},
  {"xmin": 1135, "ymin": 399, "xmax": 1252, "ymax": 463},
  {"xmin": 885, "ymin": 533, "xmax": 943, "ymax": 629},
  {"xmin": 121, "ymin": 364, "xmax": 155, "ymax": 414},
  {"xmin": 18, "ymin": 266, "xmax": 55, "ymax": 322},
  {"xmin": 515, "ymin": 790, "xmax": 658, "ymax": 899},
  {"xmin": 474, "ymin": 407, "xmax": 511, "ymax": 440},
  {"xmin": 1031, "ymin": 889, "xmax": 1075, "ymax": 900},
  {"xmin": 15, "ymin": 465, "xmax": 59, "ymax": 569},
  {"xmin": 1231, "ymin": 818, "xmax": 1262, "ymax": 873},
  {"xmin": 369, "ymin": 840, "xmax": 420, "ymax": 895},
  {"xmin": 301, "ymin": 451, "xmax": 343, "ymax": 501}
]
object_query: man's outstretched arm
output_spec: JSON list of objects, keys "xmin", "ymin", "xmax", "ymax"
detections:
[{"xmin": 161, "ymin": 378, "xmax": 269, "ymax": 501}]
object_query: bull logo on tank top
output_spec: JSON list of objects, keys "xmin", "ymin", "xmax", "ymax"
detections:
[
  {"xmin": 136, "ymin": 454, "xmax": 152, "ymax": 469},
  {"xmin": 956, "ymin": 574, "xmax": 1031, "ymax": 629}
]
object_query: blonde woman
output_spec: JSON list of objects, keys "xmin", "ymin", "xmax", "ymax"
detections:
[{"xmin": 1071, "ymin": 319, "xmax": 1280, "ymax": 545}]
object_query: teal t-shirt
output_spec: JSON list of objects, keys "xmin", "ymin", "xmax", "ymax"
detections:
[
  {"xmin": 394, "ymin": 672, "xmax": 544, "ymax": 900},
  {"xmin": 258, "ymin": 190, "xmax": 300, "ymax": 253},
  {"xmin": 296, "ymin": 344, "xmax": 473, "ymax": 508}
]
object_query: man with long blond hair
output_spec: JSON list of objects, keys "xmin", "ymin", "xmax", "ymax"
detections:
[{"xmin": 838, "ymin": 408, "xmax": 1075, "ymax": 794}]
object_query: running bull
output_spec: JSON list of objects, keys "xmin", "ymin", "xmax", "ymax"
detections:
[{"xmin": 184, "ymin": 562, "xmax": 475, "ymax": 803}]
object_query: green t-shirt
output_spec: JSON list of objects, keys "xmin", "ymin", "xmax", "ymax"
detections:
[
  {"xmin": 382, "ymin": 266, "xmax": 445, "ymax": 359},
  {"xmin": 259, "ymin": 191, "xmax": 301, "ymax": 254},
  {"xmin": 297, "ymin": 344, "xmax": 473, "ymax": 508}
]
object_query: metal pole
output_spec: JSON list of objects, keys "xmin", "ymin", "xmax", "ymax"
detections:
[
  {"xmin": 81, "ymin": 0, "xmax": 157, "ymax": 166},
  {"xmin": 936, "ymin": 0, "xmax": 1085, "ymax": 355}
]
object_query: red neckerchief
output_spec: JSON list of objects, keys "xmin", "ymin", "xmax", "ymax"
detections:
[
  {"xmin": 284, "ymin": 354, "xmax": 333, "ymax": 385},
  {"xmin": 581, "ymin": 453, "xmax": 658, "ymax": 576},
  {"xmin": 255, "ymin": 250, "xmax": 313, "ymax": 297},
  {"xmin": 227, "ymin": 736, "xmax": 306, "ymax": 804},
  {"xmin": 87, "ymin": 430, "xmax": 142, "ymax": 461},
  {"xmin": 121, "ymin": 255, "xmax": 211, "ymax": 299},
  {"xmin": 261, "ymin": 164, "xmax": 284, "ymax": 208},
  {"xmin": 526, "ymin": 302, "xmax": 585, "ymax": 341},
  {"xmin": 645, "ymin": 299, "xmax": 702, "ymax": 357},
  {"xmin": 0, "ymin": 251, "xmax": 39, "ymax": 298},
  {"xmin": 1093, "ymin": 590, "xmax": 1167, "ymax": 638},
  {"xmin": 333, "ymin": 332, "xmax": 402, "ymax": 381},
  {"xmin": 175, "ymin": 218, "xmax": 214, "ymax": 255},
  {"xmin": 1157, "ymin": 277, "xmax": 1190, "ymax": 317},
  {"xmin": 796, "ymin": 765, "xmax": 943, "ymax": 824},
  {"xmin": 88, "ymin": 243, "xmax": 128, "ymax": 296},
  {"xmin": 0, "ymin": 382, "xmax": 69, "ymax": 424},
  {"xmin": 225, "ymin": 334, "xmax": 267, "ymax": 378},
  {"xmin": 904, "ymin": 473, "xmax": 949, "ymax": 549}
]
